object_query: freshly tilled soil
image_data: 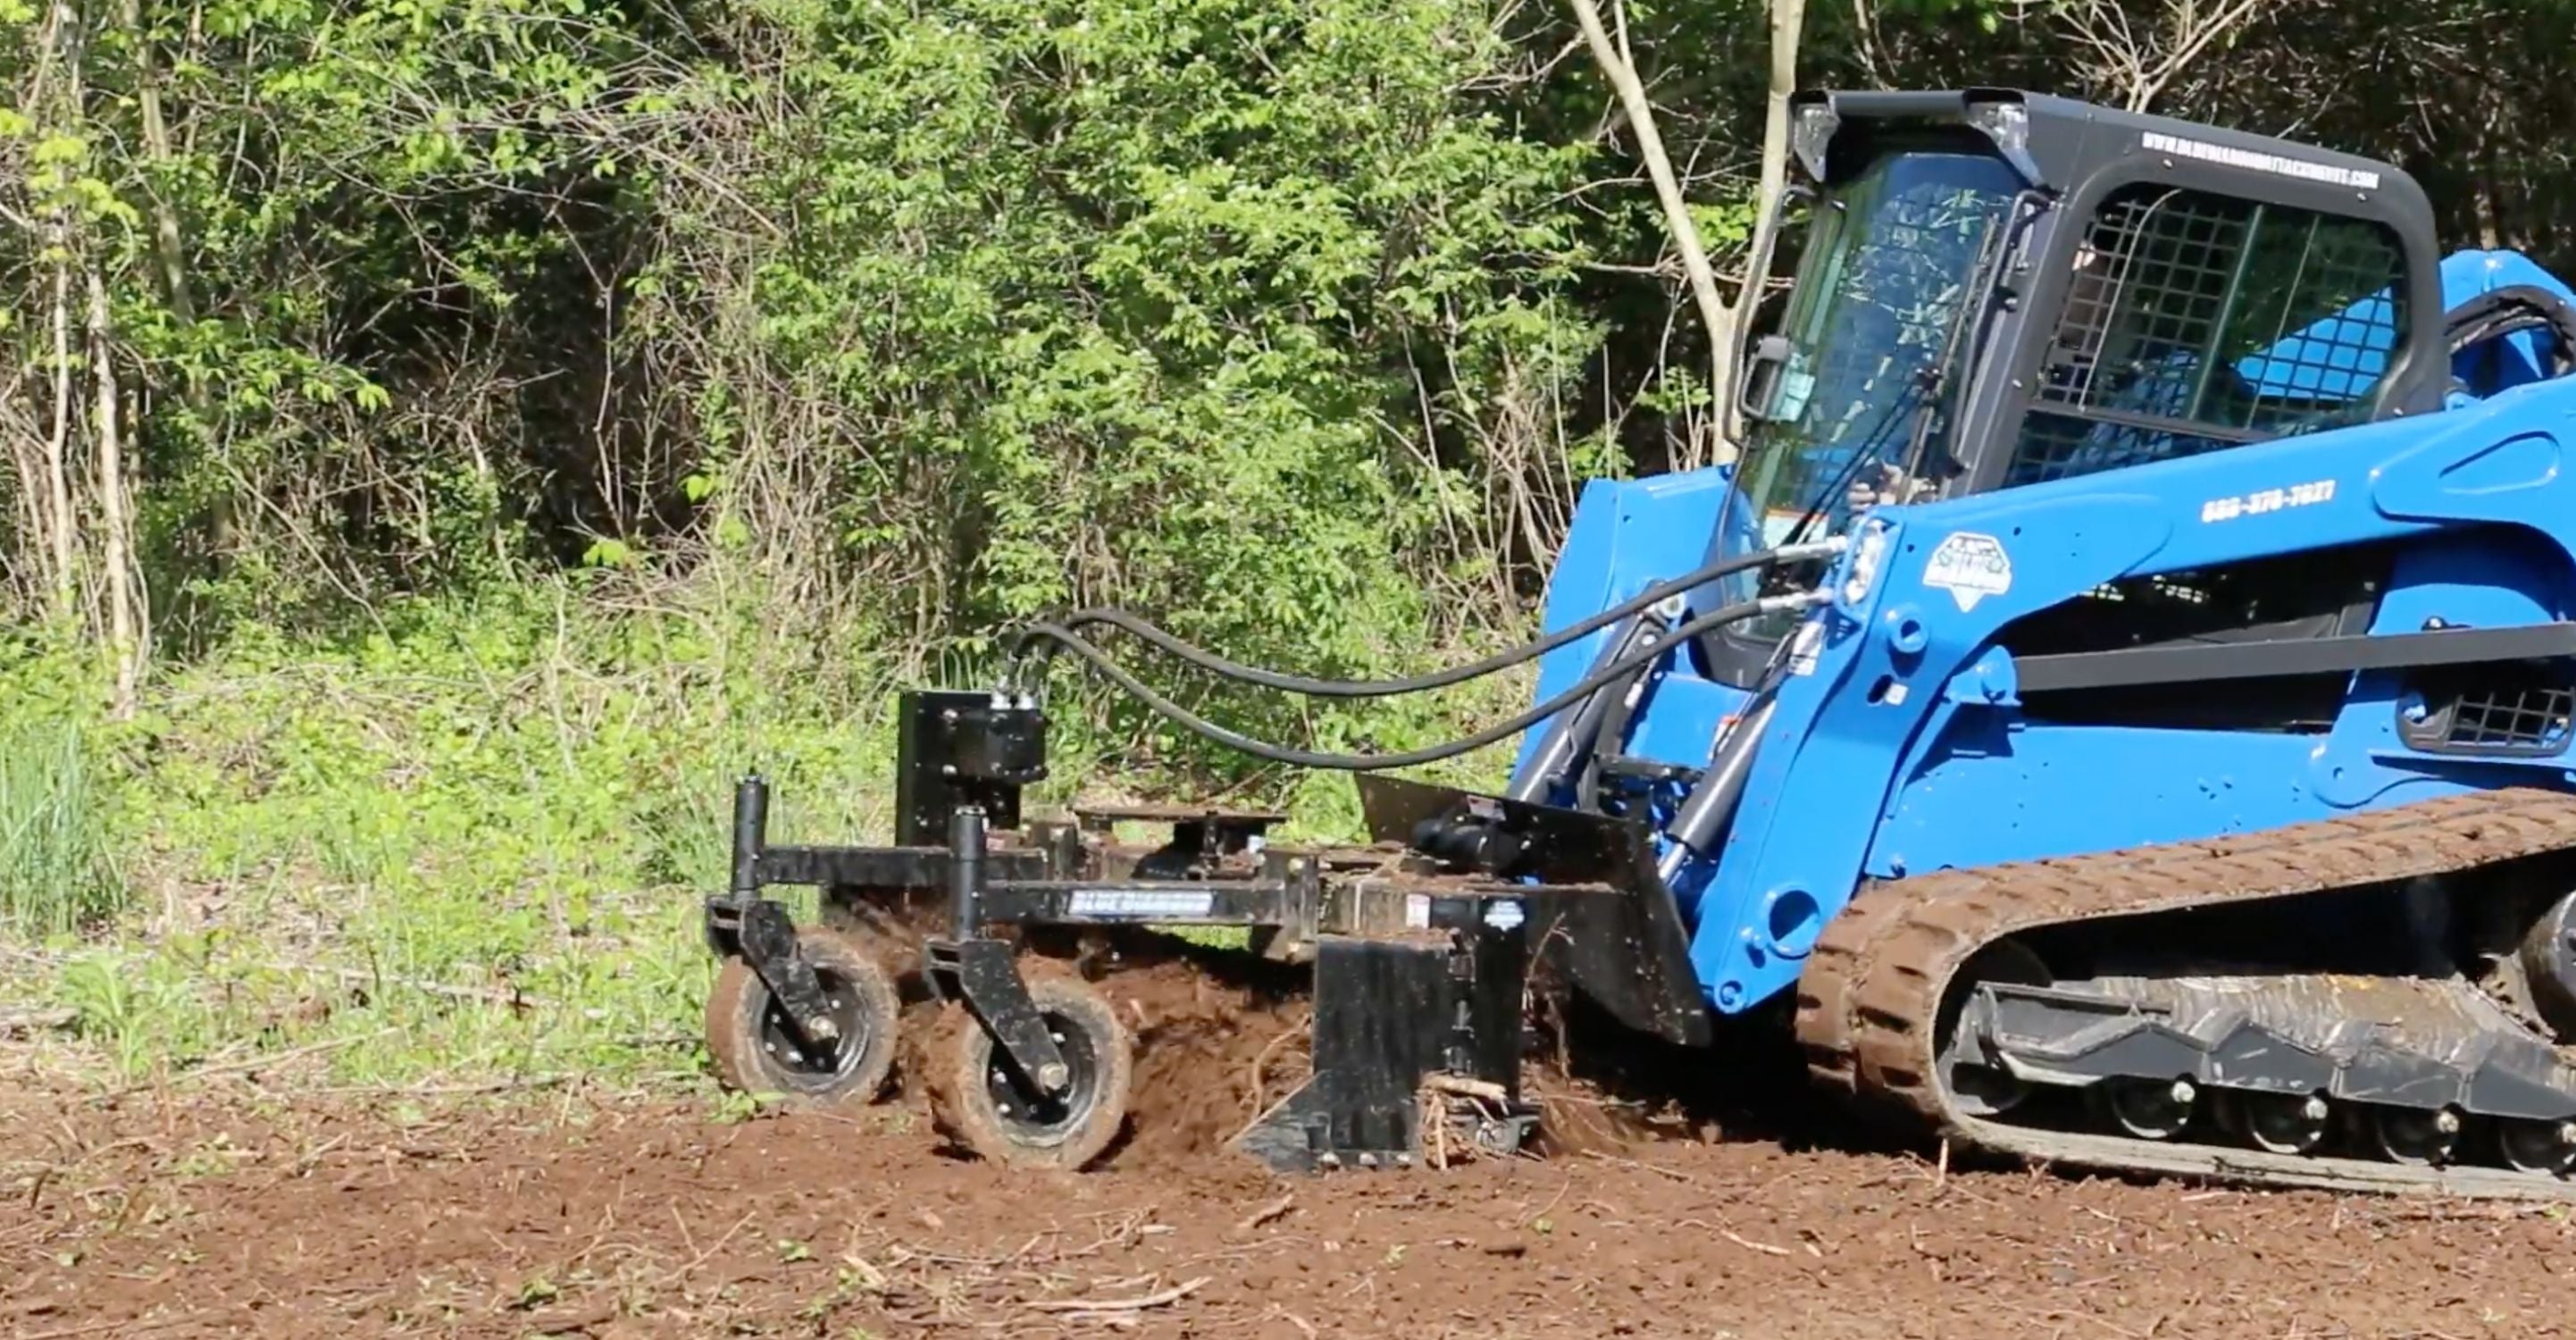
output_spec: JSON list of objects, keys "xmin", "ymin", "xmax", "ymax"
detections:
[{"xmin": 9, "ymin": 1001, "xmax": 2576, "ymax": 1339}]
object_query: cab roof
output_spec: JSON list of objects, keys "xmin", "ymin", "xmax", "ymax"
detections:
[{"xmin": 1788, "ymin": 88, "xmax": 2427, "ymax": 221}]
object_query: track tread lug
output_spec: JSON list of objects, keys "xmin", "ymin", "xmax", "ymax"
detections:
[{"xmin": 1790, "ymin": 786, "xmax": 2576, "ymax": 1198}]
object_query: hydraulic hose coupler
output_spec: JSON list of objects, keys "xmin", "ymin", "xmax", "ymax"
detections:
[
  {"xmin": 1774, "ymin": 535, "xmax": 1852, "ymax": 562},
  {"xmin": 1755, "ymin": 589, "xmax": 1835, "ymax": 617}
]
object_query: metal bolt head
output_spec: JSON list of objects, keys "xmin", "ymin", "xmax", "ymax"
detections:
[
  {"xmin": 2302, "ymin": 1096, "xmax": 2330, "ymax": 1122},
  {"xmin": 1317, "ymin": 1152, "xmax": 1342, "ymax": 1169},
  {"xmin": 1357, "ymin": 1152, "xmax": 1379, "ymax": 1168},
  {"xmin": 1037, "ymin": 1061, "xmax": 1070, "ymax": 1092},
  {"xmin": 2169, "ymin": 1079, "xmax": 2196, "ymax": 1107},
  {"xmin": 2556, "ymin": 1120, "xmax": 2576, "ymax": 1147},
  {"xmin": 2435, "ymin": 1109, "xmax": 2463, "ymax": 1135}
]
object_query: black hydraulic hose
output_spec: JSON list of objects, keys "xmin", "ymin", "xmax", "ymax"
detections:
[
  {"xmin": 1017, "ymin": 540, "xmax": 1845, "ymax": 699},
  {"xmin": 1011, "ymin": 590, "xmax": 1827, "ymax": 772},
  {"xmin": 2445, "ymin": 286, "xmax": 2576, "ymax": 373}
]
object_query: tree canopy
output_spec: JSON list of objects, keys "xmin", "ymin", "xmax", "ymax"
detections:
[{"xmin": 5, "ymin": 0, "xmax": 2569, "ymax": 709}]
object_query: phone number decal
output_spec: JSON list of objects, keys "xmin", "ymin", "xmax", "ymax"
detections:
[{"xmin": 2200, "ymin": 479, "xmax": 2335, "ymax": 523}]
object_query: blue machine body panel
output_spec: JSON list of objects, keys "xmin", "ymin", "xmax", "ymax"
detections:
[
  {"xmin": 1510, "ymin": 469, "xmax": 1756, "ymax": 782},
  {"xmin": 1506, "ymin": 250, "xmax": 2576, "ymax": 1015}
]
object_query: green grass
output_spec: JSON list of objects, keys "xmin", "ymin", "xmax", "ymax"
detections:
[
  {"xmin": 0, "ymin": 698, "xmax": 121, "ymax": 937},
  {"xmin": 10, "ymin": 587, "xmax": 885, "ymax": 1085},
  {"xmin": 2, "ymin": 581, "xmax": 1527, "ymax": 1091}
]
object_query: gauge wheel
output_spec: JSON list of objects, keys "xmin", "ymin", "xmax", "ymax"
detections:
[
  {"xmin": 927, "ymin": 967, "xmax": 1133, "ymax": 1170},
  {"xmin": 705, "ymin": 926, "xmax": 901, "ymax": 1104}
]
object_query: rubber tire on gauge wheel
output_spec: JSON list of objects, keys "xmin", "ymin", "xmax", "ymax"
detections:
[
  {"xmin": 927, "ymin": 967, "xmax": 1133, "ymax": 1170},
  {"xmin": 705, "ymin": 926, "xmax": 901, "ymax": 1105}
]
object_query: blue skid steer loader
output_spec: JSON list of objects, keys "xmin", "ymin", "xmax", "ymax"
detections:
[{"xmin": 698, "ymin": 90, "xmax": 2576, "ymax": 1196}]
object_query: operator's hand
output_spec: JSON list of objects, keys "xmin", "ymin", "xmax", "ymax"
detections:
[{"xmin": 1846, "ymin": 463, "xmax": 1913, "ymax": 513}]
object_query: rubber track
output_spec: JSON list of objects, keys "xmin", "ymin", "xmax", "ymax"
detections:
[{"xmin": 1793, "ymin": 786, "xmax": 2576, "ymax": 1198}]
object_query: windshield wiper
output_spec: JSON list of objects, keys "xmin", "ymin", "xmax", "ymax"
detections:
[
  {"xmin": 1778, "ymin": 200, "xmax": 2023, "ymax": 547},
  {"xmin": 1777, "ymin": 374, "xmax": 1935, "ymax": 547}
]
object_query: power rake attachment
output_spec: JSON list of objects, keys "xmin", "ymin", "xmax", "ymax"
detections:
[{"xmin": 701, "ymin": 693, "xmax": 1685, "ymax": 1170}]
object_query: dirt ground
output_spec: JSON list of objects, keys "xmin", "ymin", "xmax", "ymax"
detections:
[
  {"xmin": 7, "ymin": 1083, "xmax": 2573, "ymax": 1340},
  {"xmin": 7, "ymin": 950, "xmax": 2576, "ymax": 1340}
]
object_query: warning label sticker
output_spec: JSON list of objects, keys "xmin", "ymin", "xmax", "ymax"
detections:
[
  {"xmin": 1922, "ymin": 532, "xmax": 2012, "ymax": 612},
  {"xmin": 1066, "ymin": 890, "xmax": 1216, "ymax": 920}
]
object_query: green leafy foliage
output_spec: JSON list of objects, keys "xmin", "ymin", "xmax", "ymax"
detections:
[
  {"xmin": 640, "ymin": 0, "xmax": 1620, "ymax": 761},
  {"xmin": 39, "ymin": 582, "xmax": 904, "ymax": 1081},
  {"xmin": 25, "ymin": 575, "xmax": 1537, "ymax": 1081},
  {"xmin": 0, "ymin": 0, "xmax": 1649, "ymax": 1082}
]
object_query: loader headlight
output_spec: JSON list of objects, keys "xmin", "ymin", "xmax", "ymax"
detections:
[{"xmin": 1841, "ymin": 521, "xmax": 1892, "ymax": 607}]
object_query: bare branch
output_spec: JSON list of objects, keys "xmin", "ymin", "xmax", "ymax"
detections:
[
  {"xmin": 2133, "ymin": 0, "xmax": 2272, "ymax": 113},
  {"xmin": 1727, "ymin": 0, "xmax": 1807, "ymax": 450},
  {"xmin": 1566, "ymin": 0, "xmax": 1738, "ymax": 468}
]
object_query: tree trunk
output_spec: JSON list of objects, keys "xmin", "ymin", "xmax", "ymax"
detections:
[
  {"xmin": 1728, "ymin": 0, "xmax": 1809, "ymax": 450},
  {"xmin": 1567, "ymin": 0, "xmax": 1737, "ymax": 471},
  {"xmin": 37, "ymin": 0, "xmax": 83, "ymax": 614},
  {"xmin": 45, "ymin": 255, "xmax": 79, "ymax": 615},
  {"xmin": 1752, "ymin": 0, "xmax": 1807, "ymax": 287},
  {"xmin": 120, "ymin": 0, "xmax": 191, "ymax": 327},
  {"xmin": 88, "ymin": 269, "xmax": 139, "ymax": 716}
]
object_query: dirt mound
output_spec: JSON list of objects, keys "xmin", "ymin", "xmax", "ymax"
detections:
[
  {"xmin": 1071, "ymin": 933, "xmax": 1734, "ymax": 1166},
  {"xmin": 1075, "ymin": 935, "xmax": 1717, "ymax": 1167}
]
